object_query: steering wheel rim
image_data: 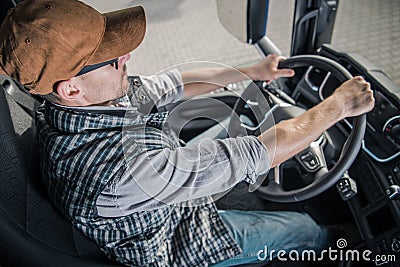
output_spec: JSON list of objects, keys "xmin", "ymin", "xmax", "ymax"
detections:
[{"xmin": 230, "ymin": 55, "xmax": 367, "ymax": 203}]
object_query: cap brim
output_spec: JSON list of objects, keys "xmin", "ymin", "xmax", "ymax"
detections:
[{"xmin": 86, "ymin": 6, "xmax": 146, "ymax": 65}]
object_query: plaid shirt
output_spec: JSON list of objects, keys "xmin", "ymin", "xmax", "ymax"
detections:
[{"xmin": 35, "ymin": 71, "xmax": 269, "ymax": 266}]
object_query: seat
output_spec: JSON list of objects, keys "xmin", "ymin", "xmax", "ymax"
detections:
[{"xmin": 0, "ymin": 76, "xmax": 119, "ymax": 266}]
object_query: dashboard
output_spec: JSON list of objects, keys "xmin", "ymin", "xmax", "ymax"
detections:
[
  {"xmin": 291, "ymin": 47, "xmax": 400, "ymax": 164},
  {"xmin": 288, "ymin": 45, "xmax": 400, "ymax": 265}
]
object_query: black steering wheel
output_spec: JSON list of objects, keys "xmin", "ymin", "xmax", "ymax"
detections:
[{"xmin": 228, "ymin": 55, "xmax": 366, "ymax": 203}]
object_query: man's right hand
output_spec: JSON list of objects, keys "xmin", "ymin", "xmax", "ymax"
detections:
[
  {"xmin": 330, "ymin": 76, "xmax": 375, "ymax": 118},
  {"xmin": 258, "ymin": 76, "xmax": 376, "ymax": 167}
]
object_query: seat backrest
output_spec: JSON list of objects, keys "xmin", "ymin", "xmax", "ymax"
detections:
[{"xmin": 0, "ymin": 77, "xmax": 119, "ymax": 266}]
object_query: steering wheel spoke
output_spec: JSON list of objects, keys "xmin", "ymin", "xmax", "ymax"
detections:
[{"xmin": 294, "ymin": 135, "xmax": 327, "ymax": 174}]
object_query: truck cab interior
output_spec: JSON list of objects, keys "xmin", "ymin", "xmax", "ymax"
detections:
[{"xmin": 0, "ymin": 0, "xmax": 399, "ymax": 266}]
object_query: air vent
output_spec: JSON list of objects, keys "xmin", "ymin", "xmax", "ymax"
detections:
[
  {"xmin": 305, "ymin": 67, "xmax": 329, "ymax": 92},
  {"xmin": 308, "ymin": 67, "xmax": 327, "ymax": 85}
]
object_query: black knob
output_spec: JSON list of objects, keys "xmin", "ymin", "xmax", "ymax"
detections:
[{"xmin": 386, "ymin": 185, "xmax": 400, "ymax": 200}]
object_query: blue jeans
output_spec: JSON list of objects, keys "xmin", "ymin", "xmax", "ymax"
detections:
[{"xmin": 211, "ymin": 210, "xmax": 329, "ymax": 266}]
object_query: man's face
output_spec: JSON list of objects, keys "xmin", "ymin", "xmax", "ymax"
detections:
[{"xmin": 74, "ymin": 53, "xmax": 131, "ymax": 105}]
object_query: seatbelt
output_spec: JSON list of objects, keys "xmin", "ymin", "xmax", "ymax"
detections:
[{"xmin": 0, "ymin": 75, "xmax": 42, "ymax": 117}]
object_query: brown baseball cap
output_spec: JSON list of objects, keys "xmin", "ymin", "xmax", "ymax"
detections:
[{"xmin": 0, "ymin": 0, "xmax": 146, "ymax": 95}]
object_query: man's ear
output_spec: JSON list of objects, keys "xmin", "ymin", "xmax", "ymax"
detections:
[{"xmin": 56, "ymin": 80, "xmax": 82, "ymax": 101}]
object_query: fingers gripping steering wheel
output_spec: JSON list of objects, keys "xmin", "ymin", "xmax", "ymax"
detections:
[{"xmin": 228, "ymin": 55, "xmax": 366, "ymax": 203}]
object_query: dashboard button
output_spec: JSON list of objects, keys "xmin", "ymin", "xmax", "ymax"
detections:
[
  {"xmin": 387, "ymin": 173, "xmax": 396, "ymax": 185},
  {"xmin": 374, "ymin": 240, "xmax": 387, "ymax": 254},
  {"xmin": 391, "ymin": 238, "xmax": 400, "ymax": 253},
  {"xmin": 304, "ymin": 156, "xmax": 320, "ymax": 170},
  {"xmin": 300, "ymin": 152, "xmax": 313, "ymax": 161},
  {"xmin": 393, "ymin": 167, "xmax": 400, "ymax": 182},
  {"xmin": 394, "ymin": 167, "xmax": 399, "ymax": 173}
]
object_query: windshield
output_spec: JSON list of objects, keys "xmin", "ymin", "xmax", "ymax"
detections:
[
  {"xmin": 83, "ymin": 0, "xmax": 398, "ymax": 88},
  {"xmin": 331, "ymin": 0, "xmax": 399, "ymax": 87},
  {"xmin": 82, "ymin": 0, "xmax": 261, "ymax": 76},
  {"xmin": 267, "ymin": 0, "xmax": 399, "ymax": 87}
]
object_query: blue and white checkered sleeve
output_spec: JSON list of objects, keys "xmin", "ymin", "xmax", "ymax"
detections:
[{"xmin": 96, "ymin": 135, "xmax": 270, "ymax": 216}]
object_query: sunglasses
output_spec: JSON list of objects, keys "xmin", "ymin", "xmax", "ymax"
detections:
[{"xmin": 76, "ymin": 58, "xmax": 119, "ymax": 76}]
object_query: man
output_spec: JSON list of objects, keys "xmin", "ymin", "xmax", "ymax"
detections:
[{"xmin": 0, "ymin": 0, "xmax": 374, "ymax": 266}]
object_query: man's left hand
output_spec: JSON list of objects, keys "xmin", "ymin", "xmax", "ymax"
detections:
[{"xmin": 246, "ymin": 54, "xmax": 295, "ymax": 83}]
